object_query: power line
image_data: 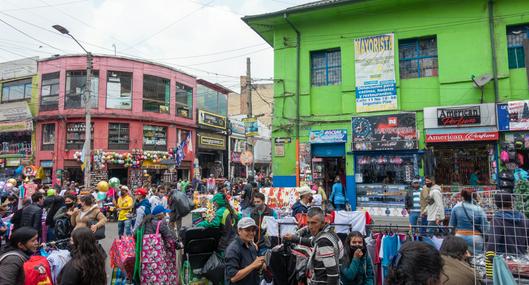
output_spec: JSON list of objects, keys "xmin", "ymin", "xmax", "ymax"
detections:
[
  {"xmin": 186, "ymin": 47, "xmax": 271, "ymax": 66},
  {"xmin": 153, "ymin": 43, "xmax": 267, "ymax": 60},
  {"xmin": 0, "ymin": 17, "xmax": 65, "ymax": 52},
  {"xmin": 0, "ymin": 0, "xmax": 90, "ymax": 12}
]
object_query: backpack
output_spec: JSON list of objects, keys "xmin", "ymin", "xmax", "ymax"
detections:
[
  {"xmin": 54, "ymin": 216, "xmax": 72, "ymax": 239},
  {"xmin": 23, "ymin": 255, "xmax": 53, "ymax": 285}
]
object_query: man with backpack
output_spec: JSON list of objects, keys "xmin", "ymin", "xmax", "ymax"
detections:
[
  {"xmin": 19, "ymin": 193, "xmax": 44, "ymax": 240},
  {"xmin": 0, "ymin": 227, "xmax": 39, "ymax": 285},
  {"xmin": 53, "ymin": 194, "xmax": 77, "ymax": 240}
]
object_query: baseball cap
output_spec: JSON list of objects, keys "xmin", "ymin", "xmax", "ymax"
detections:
[
  {"xmin": 120, "ymin": 186, "xmax": 129, "ymax": 192},
  {"xmin": 237, "ymin": 217, "xmax": 257, "ymax": 230},
  {"xmin": 412, "ymin": 179, "xmax": 420, "ymax": 184},
  {"xmin": 135, "ymin": 188, "xmax": 147, "ymax": 196},
  {"xmin": 152, "ymin": 205, "xmax": 172, "ymax": 216}
]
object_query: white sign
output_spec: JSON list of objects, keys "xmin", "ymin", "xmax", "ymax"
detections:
[
  {"xmin": 423, "ymin": 103, "xmax": 497, "ymax": 129},
  {"xmin": 354, "ymin": 33, "xmax": 397, "ymax": 113},
  {"xmin": 0, "ymin": 57, "xmax": 37, "ymax": 80}
]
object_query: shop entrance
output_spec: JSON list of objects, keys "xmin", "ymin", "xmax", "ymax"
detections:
[
  {"xmin": 108, "ymin": 167, "xmax": 129, "ymax": 186},
  {"xmin": 312, "ymin": 157, "xmax": 345, "ymax": 195},
  {"xmin": 64, "ymin": 167, "xmax": 83, "ymax": 183},
  {"xmin": 430, "ymin": 142, "xmax": 495, "ymax": 186}
]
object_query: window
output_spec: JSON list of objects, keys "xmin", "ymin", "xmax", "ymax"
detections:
[
  {"xmin": 197, "ymin": 84, "xmax": 228, "ymax": 116},
  {"xmin": 66, "ymin": 122, "xmax": 93, "ymax": 149},
  {"xmin": 40, "ymin": 72, "xmax": 59, "ymax": 111},
  {"xmin": 108, "ymin": 123, "xmax": 129, "ymax": 150},
  {"xmin": 399, "ymin": 37, "xmax": 438, "ymax": 79},
  {"xmin": 176, "ymin": 83, "xmax": 192, "ymax": 118},
  {"xmin": 41, "ymin": 124, "xmax": 55, "ymax": 151},
  {"xmin": 107, "ymin": 71, "xmax": 132, "ymax": 109},
  {"xmin": 65, "ymin": 70, "xmax": 99, "ymax": 109},
  {"xmin": 2, "ymin": 78, "xmax": 32, "ymax": 103},
  {"xmin": 507, "ymin": 24, "xmax": 529, "ymax": 69},
  {"xmin": 143, "ymin": 125, "xmax": 167, "ymax": 151},
  {"xmin": 310, "ymin": 49, "xmax": 341, "ymax": 86},
  {"xmin": 143, "ymin": 75, "xmax": 169, "ymax": 113}
]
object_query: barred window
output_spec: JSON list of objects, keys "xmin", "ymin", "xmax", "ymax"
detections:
[
  {"xmin": 311, "ymin": 49, "xmax": 341, "ymax": 86},
  {"xmin": 399, "ymin": 37, "xmax": 438, "ymax": 79},
  {"xmin": 507, "ymin": 24, "xmax": 529, "ymax": 69}
]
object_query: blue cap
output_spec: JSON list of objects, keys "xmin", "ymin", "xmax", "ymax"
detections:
[{"xmin": 152, "ymin": 205, "xmax": 172, "ymax": 216}]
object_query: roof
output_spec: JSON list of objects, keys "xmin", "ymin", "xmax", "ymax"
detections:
[
  {"xmin": 39, "ymin": 54, "xmax": 196, "ymax": 79},
  {"xmin": 197, "ymin": 79, "xmax": 235, "ymax": 95}
]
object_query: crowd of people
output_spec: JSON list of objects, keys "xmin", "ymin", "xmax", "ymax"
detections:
[{"xmin": 0, "ymin": 173, "xmax": 527, "ymax": 284}]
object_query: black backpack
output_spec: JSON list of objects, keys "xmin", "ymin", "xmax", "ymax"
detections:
[{"xmin": 54, "ymin": 216, "xmax": 72, "ymax": 239}]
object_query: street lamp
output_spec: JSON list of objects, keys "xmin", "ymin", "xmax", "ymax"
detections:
[{"xmin": 53, "ymin": 24, "xmax": 93, "ymax": 190}]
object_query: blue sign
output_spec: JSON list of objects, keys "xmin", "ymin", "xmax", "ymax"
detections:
[
  {"xmin": 497, "ymin": 103, "xmax": 510, "ymax": 131},
  {"xmin": 309, "ymin": 129, "xmax": 347, "ymax": 144}
]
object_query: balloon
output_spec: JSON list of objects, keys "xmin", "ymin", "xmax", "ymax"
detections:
[
  {"xmin": 97, "ymin": 181, "xmax": 109, "ymax": 192},
  {"xmin": 5, "ymin": 182, "xmax": 13, "ymax": 189},
  {"xmin": 109, "ymin": 177, "xmax": 120, "ymax": 188},
  {"xmin": 14, "ymin": 165, "xmax": 23, "ymax": 175},
  {"xmin": 7, "ymin": 178, "xmax": 16, "ymax": 185}
]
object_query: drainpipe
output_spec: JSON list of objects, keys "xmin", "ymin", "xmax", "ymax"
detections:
[
  {"xmin": 284, "ymin": 13, "xmax": 301, "ymax": 186},
  {"xmin": 488, "ymin": 0, "xmax": 500, "ymax": 102}
]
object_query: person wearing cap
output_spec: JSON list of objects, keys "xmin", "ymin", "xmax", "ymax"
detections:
[
  {"xmin": 292, "ymin": 186, "xmax": 313, "ymax": 217},
  {"xmin": 405, "ymin": 179, "xmax": 423, "ymax": 226},
  {"xmin": 132, "ymin": 188, "xmax": 151, "ymax": 232},
  {"xmin": 197, "ymin": 193, "xmax": 240, "ymax": 252},
  {"xmin": 136, "ymin": 205, "xmax": 177, "ymax": 243},
  {"xmin": 225, "ymin": 217, "xmax": 265, "ymax": 285},
  {"xmin": 117, "ymin": 186, "xmax": 134, "ymax": 237}
]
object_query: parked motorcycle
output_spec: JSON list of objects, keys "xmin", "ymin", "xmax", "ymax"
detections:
[{"xmin": 102, "ymin": 201, "xmax": 118, "ymax": 222}]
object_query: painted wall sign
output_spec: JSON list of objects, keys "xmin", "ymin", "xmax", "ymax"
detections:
[
  {"xmin": 354, "ymin": 33, "xmax": 397, "ymax": 112},
  {"xmin": 352, "ymin": 113, "xmax": 418, "ymax": 151},
  {"xmin": 437, "ymin": 106, "xmax": 481, "ymax": 126},
  {"xmin": 426, "ymin": 131, "xmax": 498, "ymax": 142},
  {"xmin": 309, "ymin": 129, "xmax": 347, "ymax": 144},
  {"xmin": 197, "ymin": 133, "xmax": 226, "ymax": 150},
  {"xmin": 198, "ymin": 110, "xmax": 226, "ymax": 130}
]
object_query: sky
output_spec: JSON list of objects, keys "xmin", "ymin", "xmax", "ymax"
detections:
[{"xmin": 0, "ymin": 0, "xmax": 314, "ymax": 92}]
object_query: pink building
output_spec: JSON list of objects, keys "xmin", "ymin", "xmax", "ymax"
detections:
[{"xmin": 35, "ymin": 55, "xmax": 196, "ymax": 186}]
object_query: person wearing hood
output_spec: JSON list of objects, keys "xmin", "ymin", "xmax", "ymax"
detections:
[
  {"xmin": 292, "ymin": 186, "xmax": 313, "ymax": 217},
  {"xmin": 196, "ymin": 193, "xmax": 240, "ymax": 252},
  {"xmin": 44, "ymin": 189, "xmax": 64, "ymax": 242},
  {"xmin": 426, "ymin": 178, "xmax": 445, "ymax": 231},
  {"xmin": 132, "ymin": 188, "xmax": 151, "ymax": 232},
  {"xmin": 71, "ymin": 195, "xmax": 107, "ymax": 234},
  {"xmin": 0, "ymin": 227, "xmax": 39, "ymax": 285}
]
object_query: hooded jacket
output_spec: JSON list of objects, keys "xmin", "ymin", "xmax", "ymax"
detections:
[
  {"xmin": 486, "ymin": 210, "xmax": 529, "ymax": 255},
  {"xmin": 426, "ymin": 185, "xmax": 445, "ymax": 222},
  {"xmin": 291, "ymin": 200, "xmax": 309, "ymax": 217},
  {"xmin": 196, "ymin": 194, "xmax": 239, "ymax": 251}
]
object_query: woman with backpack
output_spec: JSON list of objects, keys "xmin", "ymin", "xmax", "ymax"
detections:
[
  {"xmin": 53, "ymin": 194, "xmax": 77, "ymax": 239},
  {"xmin": 329, "ymin": 176, "xmax": 347, "ymax": 211},
  {"xmin": 57, "ymin": 227, "xmax": 106, "ymax": 285},
  {"xmin": 0, "ymin": 227, "xmax": 39, "ymax": 285}
]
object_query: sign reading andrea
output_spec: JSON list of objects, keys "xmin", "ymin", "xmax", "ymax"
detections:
[
  {"xmin": 309, "ymin": 129, "xmax": 347, "ymax": 144},
  {"xmin": 437, "ymin": 106, "xmax": 481, "ymax": 126},
  {"xmin": 354, "ymin": 33, "xmax": 397, "ymax": 113},
  {"xmin": 352, "ymin": 113, "xmax": 418, "ymax": 151}
]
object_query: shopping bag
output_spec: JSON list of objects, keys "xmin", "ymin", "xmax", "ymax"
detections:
[
  {"xmin": 201, "ymin": 252, "xmax": 224, "ymax": 285},
  {"xmin": 140, "ymin": 221, "xmax": 178, "ymax": 284},
  {"xmin": 110, "ymin": 236, "xmax": 136, "ymax": 279}
]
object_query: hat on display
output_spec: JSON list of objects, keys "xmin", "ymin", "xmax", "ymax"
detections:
[
  {"xmin": 237, "ymin": 217, "xmax": 258, "ymax": 230},
  {"xmin": 152, "ymin": 205, "xmax": 172, "ymax": 216},
  {"xmin": 135, "ymin": 188, "xmax": 148, "ymax": 196}
]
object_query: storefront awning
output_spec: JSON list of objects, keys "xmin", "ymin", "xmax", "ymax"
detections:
[
  {"xmin": 0, "ymin": 101, "xmax": 33, "ymax": 133},
  {"xmin": 425, "ymin": 126, "xmax": 499, "ymax": 143}
]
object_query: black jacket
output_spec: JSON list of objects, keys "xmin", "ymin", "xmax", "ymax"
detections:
[
  {"xmin": 45, "ymin": 196, "xmax": 65, "ymax": 226},
  {"xmin": 250, "ymin": 206, "xmax": 275, "ymax": 247},
  {"xmin": 20, "ymin": 204, "xmax": 43, "ymax": 236}
]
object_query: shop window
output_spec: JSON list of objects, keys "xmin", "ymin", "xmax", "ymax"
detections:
[
  {"xmin": 143, "ymin": 75, "xmax": 169, "ymax": 114},
  {"xmin": 507, "ymin": 24, "xmax": 529, "ymax": 69},
  {"xmin": 143, "ymin": 125, "xmax": 167, "ymax": 151},
  {"xmin": 41, "ymin": 124, "xmax": 55, "ymax": 151},
  {"xmin": 108, "ymin": 123, "xmax": 130, "ymax": 150},
  {"xmin": 66, "ymin": 122, "xmax": 93, "ymax": 150},
  {"xmin": 65, "ymin": 70, "xmax": 99, "ymax": 109},
  {"xmin": 107, "ymin": 71, "xmax": 132, "ymax": 109},
  {"xmin": 1, "ymin": 78, "xmax": 32, "ymax": 103},
  {"xmin": 176, "ymin": 83, "xmax": 192, "ymax": 118},
  {"xmin": 310, "ymin": 49, "xmax": 341, "ymax": 86},
  {"xmin": 40, "ymin": 72, "xmax": 59, "ymax": 111},
  {"xmin": 399, "ymin": 37, "xmax": 438, "ymax": 79},
  {"xmin": 196, "ymin": 84, "xmax": 227, "ymax": 116}
]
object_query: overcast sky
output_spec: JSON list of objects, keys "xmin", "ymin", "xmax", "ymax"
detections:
[{"xmin": 0, "ymin": 0, "xmax": 313, "ymax": 92}]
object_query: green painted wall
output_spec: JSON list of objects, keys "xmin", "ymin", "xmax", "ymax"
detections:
[{"xmin": 247, "ymin": 0, "xmax": 529, "ymax": 180}]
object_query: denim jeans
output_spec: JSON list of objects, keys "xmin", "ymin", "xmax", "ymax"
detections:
[
  {"xmin": 456, "ymin": 233, "xmax": 484, "ymax": 255},
  {"xmin": 334, "ymin": 203, "xmax": 345, "ymax": 211},
  {"xmin": 420, "ymin": 214, "xmax": 429, "ymax": 235},
  {"xmin": 408, "ymin": 211, "xmax": 420, "ymax": 226},
  {"xmin": 118, "ymin": 219, "xmax": 131, "ymax": 237}
]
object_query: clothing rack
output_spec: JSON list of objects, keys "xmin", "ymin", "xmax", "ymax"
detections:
[
  {"xmin": 40, "ymin": 238, "xmax": 70, "ymax": 249},
  {"xmin": 366, "ymin": 224, "xmax": 455, "ymax": 235},
  {"xmin": 276, "ymin": 222, "xmax": 355, "ymax": 238}
]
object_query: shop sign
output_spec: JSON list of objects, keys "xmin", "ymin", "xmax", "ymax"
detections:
[
  {"xmin": 0, "ymin": 120, "xmax": 33, "ymax": 133},
  {"xmin": 424, "ymin": 103, "xmax": 496, "ymax": 128},
  {"xmin": 354, "ymin": 33, "xmax": 397, "ymax": 113},
  {"xmin": 242, "ymin": 117, "xmax": 258, "ymax": 137},
  {"xmin": 240, "ymin": 151, "xmax": 254, "ymax": 165},
  {"xmin": 352, "ymin": 113, "xmax": 418, "ymax": 151},
  {"xmin": 309, "ymin": 129, "xmax": 347, "ymax": 144},
  {"xmin": 497, "ymin": 100, "xmax": 529, "ymax": 131},
  {"xmin": 274, "ymin": 137, "xmax": 292, "ymax": 144},
  {"xmin": 198, "ymin": 133, "xmax": 226, "ymax": 150},
  {"xmin": 437, "ymin": 106, "xmax": 481, "ymax": 126},
  {"xmin": 40, "ymin": 160, "xmax": 53, "ymax": 168},
  {"xmin": 299, "ymin": 143, "xmax": 312, "ymax": 181},
  {"xmin": 198, "ymin": 110, "xmax": 226, "ymax": 130},
  {"xmin": 231, "ymin": 151, "xmax": 241, "ymax": 163},
  {"xmin": 229, "ymin": 119, "xmax": 246, "ymax": 135},
  {"xmin": 426, "ymin": 131, "xmax": 499, "ymax": 143},
  {"xmin": 274, "ymin": 144, "xmax": 285, "ymax": 157},
  {"xmin": 6, "ymin": 157, "xmax": 20, "ymax": 167}
]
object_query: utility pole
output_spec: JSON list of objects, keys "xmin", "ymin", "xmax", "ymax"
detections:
[
  {"xmin": 84, "ymin": 53, "xmax": 93, "ymax": 188},
  {"xmin": 246, "ymin": 57, "xmax": 254, "ymax": 178}
]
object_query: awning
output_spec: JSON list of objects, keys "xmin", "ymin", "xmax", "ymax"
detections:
[
  {"xmin": 425, "ymin": 126, "xmax": 499, "ymax": 143},
  {"xmin": 0, "ymin": 101, "xmax": 33, "ymax": 133}
]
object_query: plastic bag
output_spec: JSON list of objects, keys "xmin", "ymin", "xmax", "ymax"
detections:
[
  {"xmin": 169, "ymin": 190, "xmax": 194, "ymax": 218},
  {"xmin": 201, "ymin": 253, "xmax": 225, "ymax": 285}
]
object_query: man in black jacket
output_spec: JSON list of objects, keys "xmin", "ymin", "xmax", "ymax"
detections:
[
  {"xmin": 250, "ymin": 192, "xmax": 277, "ymax": 255},
  {"xmin": 19, "ymin": 192, "xmax": 44, "ymax": 240}
]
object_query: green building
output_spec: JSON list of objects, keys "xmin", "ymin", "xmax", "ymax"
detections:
[{"xmin": 244, "ymin": 0, "xmax": 529, "ymax": 216}]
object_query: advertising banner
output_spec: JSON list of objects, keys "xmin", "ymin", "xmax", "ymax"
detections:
[
  {"xmin": 354, "ymin": 33, "xmax": 397, "ymax": 113},
  {"xmin": 352, "ymin": 113, "xmax": 418, "ymax": 151},
  {"xmin": 309, "ymin": 129, "xmax": 347, "ymax": 144},
  {"xmin": 424, "ymin": 103, "xmax": 496, "ymax": 128},
  {"xmin": 497, "ymin": 100, "xmax": 529, "ymax": 131},
  {"xmin": 198, "ymin": 110, "xmax": 226, "ymax": 130},
  {"xmin": 242, "ymin": 117, "xmax": 258, "ymax": 137}
]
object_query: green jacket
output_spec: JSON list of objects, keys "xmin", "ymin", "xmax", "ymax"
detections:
[{"xmin": 340, "ymin": 255, "xmax": 374, "ymax": 285}]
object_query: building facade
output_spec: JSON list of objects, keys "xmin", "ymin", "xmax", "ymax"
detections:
[
  {"xmin": 244, "ymin": 0, "xmax": 529, "ymax": 215},
  {"xmin": 35, "ymin": 55, "xmax": 196, "ymax": 186}
]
